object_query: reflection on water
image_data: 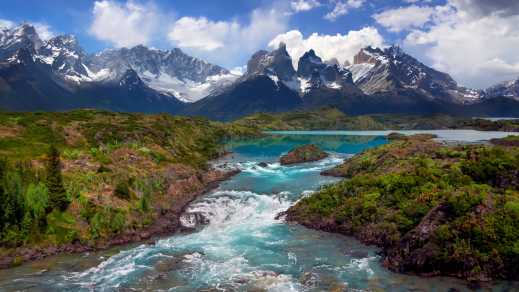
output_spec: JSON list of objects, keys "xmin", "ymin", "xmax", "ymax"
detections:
[{"xmin": 0, "ymin": 132, "xmax": 517, "ymax": 291}]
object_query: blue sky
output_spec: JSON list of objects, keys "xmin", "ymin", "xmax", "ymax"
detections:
[{"xmin": 1, "ymin": 0, "xmax": 519, "ymax": 88}]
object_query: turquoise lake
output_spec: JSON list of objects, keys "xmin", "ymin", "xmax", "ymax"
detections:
[{"xmin": 1, "ymin": 131, "xmax": 518, "ymax": 291}]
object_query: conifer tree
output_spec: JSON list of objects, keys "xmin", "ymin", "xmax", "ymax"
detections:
[{"xmin": 46, "ymin": 146, "xmax": 69, "ymax": 211}]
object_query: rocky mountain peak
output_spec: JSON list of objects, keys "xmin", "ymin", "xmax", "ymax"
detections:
[
  {"xmin": 297, "ymin": 49, "xmax": 355, "ymax": 93},
  {"xmin": 0, "ymin": 24, "xmax": 42, "ymax": 59},
  {"xmin": 349, "ymin": 45, "xmax": 480, "ymax": 104},
  {"xmin": 246, "ymin": 43, "xmax": 296, "ymax": 82},
  {"xmin": 297, "ymin": 49, "xmax": 325, "ymax": 78},
  {"xmin": 486, "ymin": 76, "xmax": 519, "ymax": 101}
]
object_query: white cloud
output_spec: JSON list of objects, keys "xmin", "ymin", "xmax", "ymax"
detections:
[
  {"xmin": 0, "ymin": 19, "xmax": 55, "ymax": 40},
  {"xmin": 324, "ymin": 0, "xmax": 364, "ymax": 21},
  {"xmin": 169, "ymin": 17, "xmax": 236, "ymax": 51},
  {"xmin": 291, "ymin": 0, "xmax": 321, "ymax": 12},
  {"xmin": 402, "ymin": 1, "xmax": 519, "ymax": 88},
  {"xmin": 268, "ymin": 27, "xmax": 385, "ymax": 68},
  {"xmin": 89, "ymin": 0, "xmax": 161, "ymax": 48},
  {"xmin": 373, "ymin": 5, "xmax": 434, "ymax": 32},
  {"xmin": 32, "ymin": 22, "xmax": 55, "ymax": 40},
  {"xmin": 0, "ymin": 19, "xmax": 15, "ymax": 29},
  {"xmin": 168, "ymin": 8, "xmax": 288, "ymax": 67}
]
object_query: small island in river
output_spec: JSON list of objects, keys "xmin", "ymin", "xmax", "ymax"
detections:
[{"xmin": 280, "ymin": 144, "xmax": 329, "ymax": 165}]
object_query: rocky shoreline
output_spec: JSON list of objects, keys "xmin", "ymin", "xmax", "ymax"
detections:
[
  {"xmin": 284, "ymin": 135, "xmax": 519, "ymax": 283},
  {"xmin": 0, "ymin": 167, "xmax": 240, "ymax": 269}
]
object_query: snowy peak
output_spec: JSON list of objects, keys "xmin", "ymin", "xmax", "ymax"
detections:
[
  {"xmin": 38, "ymin": 34, "xmax": 89, "ymax": 83},
  {"xmin": 348, "ymin": 45, "xmax": 482, "ymax": 104},
  {"xmin": 486, "ymin": 77, "xmax": 519, "ymax": 101},
  {"xmin": 297, "ymin": 49, "xmax": 325, "ymax": 78},
  {"xmin": 246, "ymin": 42, "xmax": 296, "ymax": 82},
  {"xmin": 119, "ymin": 69, "xmax": 145, "ymax": 90},
  {"xmin": 0, "ymin": 24, "xmax": 42, "ymax": 59},
  {"xmin": 86, "ymin": 45, "xmax": 236, "ymax": 102},
  {"xmin": 297, "ymin": 49, "xmax": 355, "ymax": 93}
]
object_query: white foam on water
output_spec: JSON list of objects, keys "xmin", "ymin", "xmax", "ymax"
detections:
[{"xmin": 234, "ymin": 153, "xmax": 347, "ymax": 177}]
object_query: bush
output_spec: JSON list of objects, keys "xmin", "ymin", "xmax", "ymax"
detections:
[
  {"xmin": 114, "ymin": 180, "xmax": 131, "ymax": 200},
  {"xmin": 24, "ymin": 183, "xmax": 49, "ymax": 226}
]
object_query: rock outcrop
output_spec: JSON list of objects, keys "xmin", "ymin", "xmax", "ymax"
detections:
[{"xmin": 280, "ymin": 144, "xmax": 328, "ymax": 165}]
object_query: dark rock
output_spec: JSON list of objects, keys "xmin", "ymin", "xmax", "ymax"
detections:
[
  {"xmin": 280, "ymin": 144, "xmax": 328, "ymax": 165},
  {"xmin": 258, "ymin": 162, "xmax": 268, "ymax": 167}
]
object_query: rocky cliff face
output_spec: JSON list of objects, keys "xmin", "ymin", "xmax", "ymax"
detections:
[{"xmin": 347, "ymin": 46, "xmax": 484, "ymax": 104}]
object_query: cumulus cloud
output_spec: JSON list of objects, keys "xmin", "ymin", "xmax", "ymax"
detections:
[
  {"xmin": 401, "ymin": 1, "xmax": 519, "ymax": 88},
  {"xmin": 32, "ymin": 22, "xmax": 56, "ymax": 40},
  {"xmin": 0, "ymin": 19, "xmax": 55, "ymax": 40},
  {"xmin": 268, "ymin": 27, "xmax": 385, "ymax": 68},
  {"xmin": 451, "ymin": 0, "xmax": 519, "ymax": 17},
  {"xmin": 291, "ymin": 0, "xmax": 321, "ymax": 12},
  {"xmin": 168, "ymin": 8, "xmax": 288, "ymax": 67},
  {"xmin": 89, "ymin": 0, "xmax": 161, "ymax": 48},
  {"xmin": 0, "ymin": 19, "xmax": 15, "ymax": 29},
  {"xmin": 324, "ymin": 0, "xmax": 365, "ymax": 21},
  {"xmin": 373, "ymin": 5, "xmax": 435, "ymax": 32}
]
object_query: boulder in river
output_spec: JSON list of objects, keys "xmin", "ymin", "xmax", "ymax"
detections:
[{"xmin": 280, "ymin": 144, "xmax": 328, "ymax": 165}]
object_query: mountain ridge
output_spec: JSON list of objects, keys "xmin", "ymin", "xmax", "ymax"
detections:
[{"xmin": 1, "ymin": 23, "xmax": 519, "ymax": 119}]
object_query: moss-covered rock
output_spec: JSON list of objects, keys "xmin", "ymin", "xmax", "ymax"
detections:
[{"xmin": 280, "ymin": 144, "xmax": 328, "ymax": 165}]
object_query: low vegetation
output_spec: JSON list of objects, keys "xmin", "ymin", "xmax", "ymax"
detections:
[
  {"xmin": 285, "ymin": 135, "xmax": 519, "ymax": 282},
  {"xmin": 0, "ymin": 110, "xmax": 249, "ymax": 265},
  {"xmin": 231, "ymin": 107, "xmax": 519, "ymax": 131}
]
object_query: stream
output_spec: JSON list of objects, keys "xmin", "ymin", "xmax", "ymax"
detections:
[{"xmin": 1, "ymin": 131, "xmax": 518, "ymax": 291}]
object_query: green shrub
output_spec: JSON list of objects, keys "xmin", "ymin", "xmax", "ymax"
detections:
[
  {"xmin": 114, "ymin": 180, "xmax": 131, "ymax": 200},
  {"xmin": 24, "ymin": 183, "xmax": 49, "ymax": 225}
]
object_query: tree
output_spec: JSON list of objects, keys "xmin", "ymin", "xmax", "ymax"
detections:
[{"xmin": 46, "ymin": 146, "xmax": 69, "ymax": 211}]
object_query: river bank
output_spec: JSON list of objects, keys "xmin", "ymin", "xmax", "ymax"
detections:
[
  {"xmin": 0, "ymin": 110, "xmax": 248, "ymax": 269},
  {"xmin": 0, "ymin": 166, "xmax": 239, "ymax": 269},
  {"xmin": 284, "ymin": 134, "xmax": 519, "ymax": 283}
]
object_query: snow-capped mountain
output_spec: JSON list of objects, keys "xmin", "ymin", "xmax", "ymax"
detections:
[
  {"xmin": 36, "ymin": 35, "xmax": 90, "ymax": 84},
  {"xmin": 486, "ymin": 77, "xmax": 519, "ymax": 101},
  {"xmin": 243, "ymin": 43, "xmax": 359, "ymax": 95},
  {"xmin": 0, "ymin": 24, "xmax": 42, "ymax": 60},
  {"xmin": 347, "ymin": 46, "xmax": 484, "ymax": 104},
  {"xmin": 1, "ymin": 23, "xmax": 519, "ymax": 119},
  {"xmin": 297, "ymin": 49, "xmax": 359, "ymax": 94},
  {"xmin": 86, "ymin": 46, "xmax": 239, "ymax": 102},
  {"xmin": 0, "ymin": 23, "xmax": 237, "ymax": 103}
]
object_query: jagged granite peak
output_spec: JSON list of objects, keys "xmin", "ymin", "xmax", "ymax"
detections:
[
  {"xmin": 297, "ymin": 49, "xmax": 356, "ymax": 93},
  {"xmin": 348, "ymin": 45, "xmax": 481, "ymax": 104},
  {"xmin": 37, "ymin": 34, "xmax": 89, "ymax": 82},
  {"xmin": 0, "ymin": 24, "xmax": 42, "ymax": 59},
  {"xmin": 297, "ymin": 49, "xmax": 325, "ymax": 78},
  {"xmin": 85, "ymin": 45, "xmax": 236, "ymax": 102},
  {"xmin": 118, "ymin": 69, "xmax": 145, "ymax": 90},
  {"xmin": 246, "ymin": 42, "xmax": 296, "ymax": 82},
  {"xmin": 486, "ymin": 77, "xmax": 519, "ymax": 101},
  {"xmin": 89, "ymin": 45, "xmax": 229, "ymax": 83}
]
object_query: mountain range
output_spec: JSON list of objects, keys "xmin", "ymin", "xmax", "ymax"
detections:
[{"xmin": 1, "ymin": 23, "xmax": 519, "ymax": 120}]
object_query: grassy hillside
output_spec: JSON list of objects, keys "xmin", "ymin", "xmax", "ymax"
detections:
[
  {"xmin": 285, "ymin": 135, "xmax": 519, "ymax": 282},
  {"xmin": 0, "ymin": 110, "xmax": 253, "ymax": 265},
  {"xmin": 231, "ymin": 107, "xmax": 519, "ymax": 131}
]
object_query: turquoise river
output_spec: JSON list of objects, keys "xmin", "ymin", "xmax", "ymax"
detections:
[{"xmin": 0, "ymin": 131, "xmax": 518, "ymax": 291}]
